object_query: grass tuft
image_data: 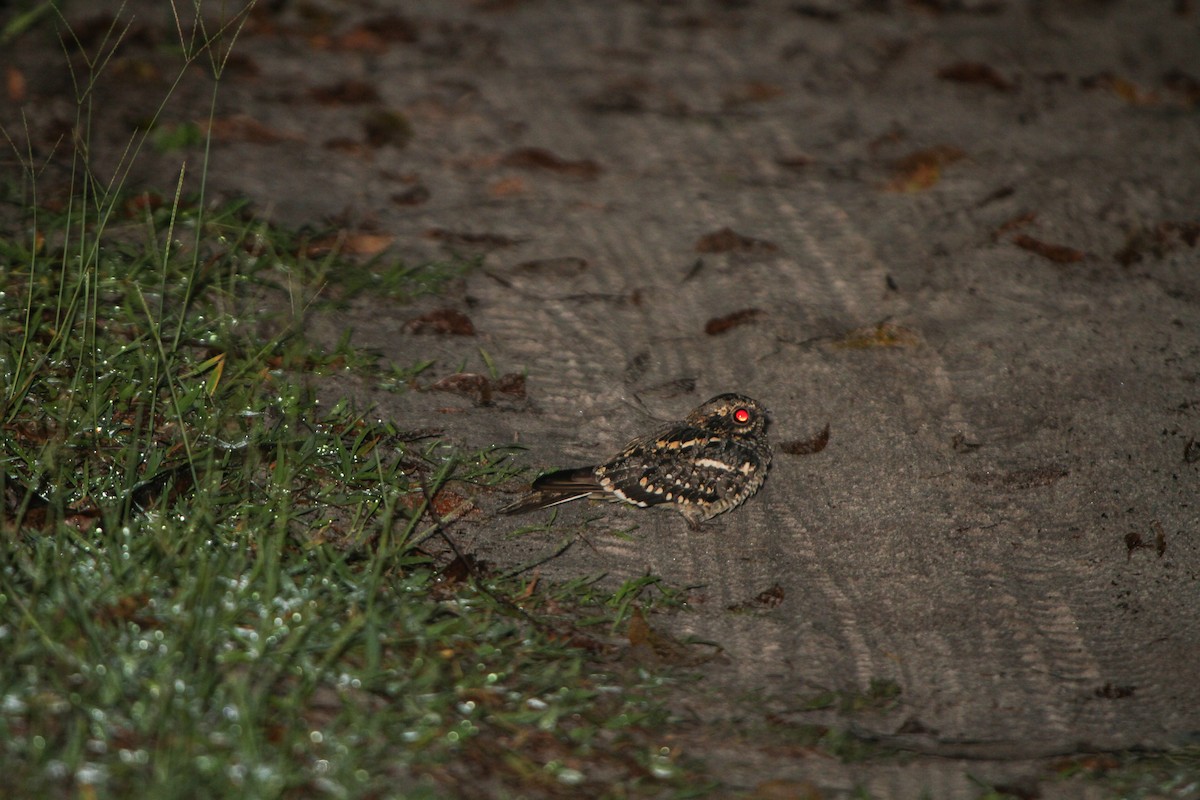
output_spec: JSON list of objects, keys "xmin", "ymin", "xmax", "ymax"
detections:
[
  {"xmin": 0, "ymin": 6, "xmax": 707, "ymax": 795},
  {"xmin": 0, "ymin": 178, "xmax": 715, "ymax": 796}
]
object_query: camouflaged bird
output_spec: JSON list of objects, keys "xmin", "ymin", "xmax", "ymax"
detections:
[{"xmin": 501, "ymin": 393, "xmax": 771, "ymax": 528}]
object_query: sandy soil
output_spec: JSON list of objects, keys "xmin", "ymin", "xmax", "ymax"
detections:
[{"xmin": 4, "ymin": 1, "xmax": 1199, "ymax": 796}]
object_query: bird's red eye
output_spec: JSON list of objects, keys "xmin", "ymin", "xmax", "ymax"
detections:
[{"xmin": 733, "ymin": 407, "xmax": 751, "ymax": 424}]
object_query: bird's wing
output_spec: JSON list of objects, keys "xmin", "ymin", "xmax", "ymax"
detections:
[
  {"xmin": 500, "ymin": 466, "xmax": 600, "ymax": 515},
  {"xmin": 598, "ymin": 423, "xmax": 766, "ymax": 509},
  {"xmin": 594, "ymin": 425, "xmax": 721, "ymax": 508},
  {"xmin": 530, "ymin": 466, "xmax": 603, "ymax": 493}
]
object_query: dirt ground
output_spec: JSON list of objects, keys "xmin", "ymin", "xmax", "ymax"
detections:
[{"xmin": 4, "ymin": 1, "xmax": 1200, "ymax": 796}]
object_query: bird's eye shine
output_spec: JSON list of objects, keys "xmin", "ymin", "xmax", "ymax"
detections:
[{"xmin": 733, "ymin": 407, "xmax": 751, "ymax": 424}]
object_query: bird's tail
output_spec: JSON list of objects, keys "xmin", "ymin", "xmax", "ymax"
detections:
[{"xmin": 500, "ymin": 466, "xmax": 601, "ymax": 515}]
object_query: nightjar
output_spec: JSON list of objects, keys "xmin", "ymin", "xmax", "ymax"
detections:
[{"xmin": 501, "ymin": 393, "xmax": 772, "ymax": 528}]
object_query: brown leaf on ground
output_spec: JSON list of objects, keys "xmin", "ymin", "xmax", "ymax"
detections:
[
  {"xmin": 780, "ymin": 423, "xmax": 831, "ymax": 456},
  {"xmin": 431, "ymin": 490, "xmax": 478, "ymax": 519},
  {"xmin": 122, "ymin": 193, "xmax": 165, "ymax": 218},
  {"xmin": 430, "ymin": 372, "xmax": 488, "ymax": 393},
  {"xmin": 1094, "ymin": 682, "xmax": 1136, "ymax": 700},
  {"xmin": 704, "ymin": 308, "xmax": 763, "ymax": 335},
  {"xmin": 428, "ymin": 373, "xmax": 499, "ymax": 405},
  {"xmin": 318, "ymin": 15, "xmax": 420, "ymax": 53},
  {"xmin": 404, "ymin": 308, "xmax": 475, "ymax": 336},
  {"xmin": 1168, "ymin": 221, "xmax": 1200, "ymax": 247},
  {"xmin": 727, "ymin": 583, "xmax": 786, "ymax": 611},
  {"xmin": 582, "ymin": 78, "xmax": 650, "ymax": 114},
  {"xmin": 513, "ymin": 256, "xmax": 589, "ymax": 277},
  {"xmin": 1012, "ymin": 234, "xmax": 1085, "ymax": 263},
  {"xmin": 203, "ymin": 115, "xmax": 302, "ymax": 144},
  {"xmin": 776, "ymin": 154, "xmax": 813, "ymax": 170},
  {"xmin": 398, "ymin": 487, "xmax": 479, "ymax": 520},
  {"xmin": 6, "ymin": 67, "xmax": 26, "ymax": 102},
  {"xmin": 301, "ymin": 231, "xmax": 394, "ymax": 257},
  {"xmin": 722, "ymin": 80, "xmax": 784, "ymax": 107},
  {"xmin": 993, "ymin": 211, "xmax": 1037, "ymax": 239},
  {"xmin": 937, "ymin": 61, "xmax": 1013, "ymax": 91},
  {"xmin": 1162, "ymin": 68, "xmax": 1200, "ymax": 107},
  {"xmin": 391, "ymin": 184, "xmax": 431, "ymax": 206},
  {"xmin": 627, "ymin": 606, "xmax": 651, "ymax": 648},
  {"xmin": 221, "ymin": 52, "xmax": 260, "ymax": 79},
  {"xmin": 487, "ymin": 176, "xmax": 529, "ymax": 197},
  {"xmin": 833, "ymin": 322, "xmax": 920, "ymax": 349},
  {"xmin": 425, "ymin": 228, "xmax": 524, "ymax": 248},
  {"xmin": 751, "ymin": 779, "xmax": 825, "ymax": 800},
  {"xmin": 500, "ymin": 147, "xmax": 602, "ymax": 179},
  {"xmin": 976, "ymin": 185, "xmax": 1015, "ymax": 207},
  {"xmin": 695, "ymin": 226, "xmax": 780, "ymax": 254},
  {"xmin": 493, "ymin": 373, "xmax": 527, "ymax": 398},
  {"xmin": 885, "ymin": 145, "xmax": 966, "ymax": 192},
  {"xmin": 94, "ymin": 594, "xmax": 156, "ymax": 627},
  {"xmin": 362, "ymin": 109, "xmax": 413, "ymax": 148},
  {"xmin": 63, "ymin": 497, "xmax": 102, "ymax": 532},
  {"xmin": 1080, "ymin": 72, "xmax": 1159, "ymax": 105},
  {"xmin": 1153, "ymin": 520, "xmax": 1167, "ymax": 558},
  {"xmin": 436, "ymin": 554, "xmax": 475, "ymax": 586},
  {"xmin": 1114, "ymin": 220, "xmax": 1200, "ymax": 265},
  {"xmin": 309, "ymin": 79, "xmax": 381, "ymax": 105},
  {"xmin": 624, "ymin": 607, "xmax": 705, "ymax": 666},
  {"xmin": 1125, "ymin": 532, "xmax": 1144, "ymax": 560}
]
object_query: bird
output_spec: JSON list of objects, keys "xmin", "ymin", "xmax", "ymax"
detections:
[{"xmin": 501, "ymin": 393, "xmax": 772, "ymax": 529}]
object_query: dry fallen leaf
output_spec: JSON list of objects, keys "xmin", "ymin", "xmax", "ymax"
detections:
[
  {"xmin": 203, "ymin": 115, "xmax": 302, "ymax": 144},
  {"xmin": 391, "ymin": 184, "xmax": 431, "ymax": 206},
  {"xmin": 1081, "ymin": 72, "xmax": 1159, "ymax": 105},
  {"xmin": 780, "ymin": 423, "xmax": 831, "ymax": 456},
  {"xmin": 309, "ymin": 79, "xmax": 381, "ymax": 105},
  {"xmin": 501, "ymin": 147, "xmax": 602, "ymax": 180},
  {"xmin": 429, "ymin": 373, "xmax": 493, "ymax": 405},
  {"xmin": 834, "ymin": 322, "xmax": 920, "ymax": 349},
  {"xmin": 722, "ymin": 80, "xmax": 784, "ymax": 107},
  {"xmin": 6, "ymin": 66, "xmax": 26, "ymax": 103},
  {"xmin": 937, "ymin": 61, "xmax": 1013, "ymax": 91},
  {"xmin": 487, "ymin": 176, "xmax": 529, "ymax": 197},
  {"xmin": 695, "ymin": 226, "xmax": 779, "ymax": 254},
  {"xmin": 728, "ymin": 583, "xmax": 786, "ymax": 611},
  {"xmin": 993, "ymin": 211, "xmax": 1037, "ymax": 239},
  {"xmin": 776, "ymin": 154, "xmax": 813, "ymax": 170},
  {"xmin": 425, "ymin": 228, "xmax": 524, "ymax": 248},
  {"xmin": 704, "ymin": 308, "xmax": 763, "ymax": 335},
  {"xmin": 885, "ymin": 145, "xmax": 966, "ymax": 192},
  {"xmin": 512, "ymin": 256, "xmax": 588, "ymax": 277},
  {"xmin": 321, "ymin": 15, "xmax": 420, "ymax": 53},
  {"xmin": 1012, "ymin": 234, "xmax": 1085, "ymax": 263},
  {"xmin": 404, "ymin": 308, "xmax": 475, "ymax": 336},
  {"xmin": 1162, "ymin": 68, "xmax": 1200, "ymax": 108},
  {"xmin": 494, "ymin": 372, "xmax": 526, "ymax": 398},
  {"xmin": 302, "ymin": 231, "xmax": 394, "ymax": 257},
  {"xmin": 362, "ymin": 110, "xmax": 412, "ymax": 148}
]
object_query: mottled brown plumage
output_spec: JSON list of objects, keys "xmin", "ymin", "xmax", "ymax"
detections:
[{"xmin": 502, "ymin": 393, "xmax": 772, "ymax": 528}]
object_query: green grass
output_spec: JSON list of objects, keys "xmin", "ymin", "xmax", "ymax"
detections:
[
  {"xmin": 0, "ymin": 6, "xmax": 715, "ymax": 795},
  {"xmin": 0, "ymin": 180, "xmax": 718, "ymax": 798}
]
